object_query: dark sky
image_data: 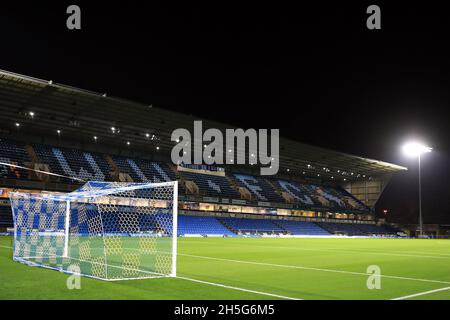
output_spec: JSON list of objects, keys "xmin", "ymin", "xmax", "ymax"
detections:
[{"xmin": 1, "ymin": 2, "xmax": 449, "ymax": 223}]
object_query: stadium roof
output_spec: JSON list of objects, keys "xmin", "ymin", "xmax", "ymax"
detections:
[{"xmin": 0, "ymin": 69, "xmax": 407, "ymax": 181}]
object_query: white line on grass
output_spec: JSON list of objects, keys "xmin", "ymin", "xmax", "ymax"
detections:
[
  {"xmin": 179, "ymin": 253, "xmax": 450, "ymax": 285},
  {"xmin": 182, "ymin": 239, "xmax": 450, "ymax": 260},
  {"xmin": 0, "ymin": 243, "xmax": 300, "ymax": 300},
  {"xmin": 391, "ymin": 286, "xmax": 450, "ymax": 300},
  {"xmin": 176, "ymin": 276, "xmax": 301, "ymax": 300}
]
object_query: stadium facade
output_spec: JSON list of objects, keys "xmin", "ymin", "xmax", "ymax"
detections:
[{"xmin": 0, "ymin": 69, "xmax": 408, "ymax": 237}]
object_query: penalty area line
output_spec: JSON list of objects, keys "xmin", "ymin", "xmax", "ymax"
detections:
[
  {"xmin": 176, "ymin": 276, "xmax": 301, "ymax": 300},
  {"xmin": 391, "ymin": 286, "xmax": 450, "ymax": 300},
  {"xmin": 180, "ymin": 253, "xmax": 450, "ymax": 285}
]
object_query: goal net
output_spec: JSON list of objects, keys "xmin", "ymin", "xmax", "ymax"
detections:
[{"xmin": 10, "ymin": 181, "xmax": 178, "ymax": 281}]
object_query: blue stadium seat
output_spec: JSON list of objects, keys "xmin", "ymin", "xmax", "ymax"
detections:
[
  {"xmin": 218, "ymin": 217, "xmax": 284, "ymax": 234},
  {"xmin": 232, "ymin": 174, "xmax": 284, "ymax": 203},
  {"xmin": 318, "ymin": 222, "xmax": 399, "ymax": 236},
  {"xmin": 0, "ymin": 139, "xmax": 30, "ymax": 179},
  {"xmin": 276, "ymin": 220, "xmax": 330, "ymax": 236},
  {"xmin": 0, "ymin": 205, "xmax": 13, "ymax": 227},
  {"xmin": 111, "ymin": 155, "xmax": 176, "ymax": 183},
  {"xmin": 177, "ymin": 215, "xmax": 235, "ymax": 236},
  {"xmin": 180, "ymin": 172, "xmax": 240, "ymax": 199},
  {"xmin": 33, "ymin": 144, "xmax": 110, "ymax": 183}
]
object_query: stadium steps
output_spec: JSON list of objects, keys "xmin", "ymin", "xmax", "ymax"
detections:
[
  {"xmin": 225, "ymin": 175, "xmax": 240, "ymax": 193},
  {"xmin": 25, "ymin": 145, "xmax": 39, "ymax": 163},
  {"xmin": 270, "ymin": 220, "xmax": 292, "ymax": 234},
  {"xmin": 167, "ymin": 163, "xmax": 179, "ymax": 178},
  {"xmin": 217, "ymin": 218, "xmax": 238, "ymax": 234},
  {"xmin": 264, "ymin": 179, "xmax": 287, "ymax": 203},
  {"xmin": 104, "ymin": 154, "xmax": 121, "ymax": 181},
  {"xmin": 225, "ymin": 175, "xmax": 253, "ymax": 201}
]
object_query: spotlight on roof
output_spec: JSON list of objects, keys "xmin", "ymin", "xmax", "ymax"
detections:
[
  {"xmin": 29, "ymin": 111, "xmax": 35, "ymax": 118},
  {"xmin": 402, "ymin": 141, "xmax": 432, "ymax": 157},
  {"xmin": 127, "ymin": 141, "xmax": 131, "ymax": 146},
  {"xmin": 94, "ymin": 136, "xmax": 98, "ymax": 141},
  {"xmin": 15, "ymin": 123, "xmax": 20, "ymax": 127},
  {"xmin": 56, "ymin": 129, "xmax": 61, "ymax": 135}
]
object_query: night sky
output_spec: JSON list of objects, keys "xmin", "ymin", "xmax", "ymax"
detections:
[{"xmin": 1, "ymin": 2, "xmax": 449, "ymax": 223}]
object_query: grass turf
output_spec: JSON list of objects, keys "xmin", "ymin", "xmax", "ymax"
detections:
[{"xmin": 1, "ymin": 235, "xmax": 450, "ymax": 300}]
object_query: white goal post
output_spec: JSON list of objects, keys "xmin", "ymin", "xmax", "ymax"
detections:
[{"xmin": 10, "ymin": 181, "xmax": 178, "ymax": 281}]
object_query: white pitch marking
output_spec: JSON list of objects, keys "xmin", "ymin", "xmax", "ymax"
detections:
[
  {"xmin": 180, "ymin": 253, "xmax": 450, "ymax": 285},
  {"xmin": 182, "ymin": 239, "xmax": 450, "ymax": 260},
  {"xmin": 176, "ymin": 276, "xmax": 301, "ymax": 300},
  {"xmin": 391, "ymin": 286, "xmax": 450, "ymax": 300},
  {"xmin": 1, "ymin": 243, "xmax": 313, "ymax": 300},
  {"xmin": 5, "ymin": 242, "xmax": 446, "ymax": 286},
  {"xmin": 0, "ymin": 243, "xmax": 300, "ymax": 299}
]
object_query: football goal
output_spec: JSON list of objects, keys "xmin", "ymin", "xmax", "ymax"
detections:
[{"xmin": 9, "ymin": 181, "xmax": 178, "ymax": 281}]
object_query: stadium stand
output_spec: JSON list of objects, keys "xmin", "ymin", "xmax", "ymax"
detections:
[
  {"xmin": 218, "ymin": 217, "xmax": 286, "ymax": 234},
  {"xmin": 233, "ymin": 174, "xmax": 284, "ymax": 203},
  {"xmin": 1, "ymin": 138, "xmax": 403, "ymax": 238},
  {"xmin": 177, "ymin": 215, "xmax": 235, "ymax": 236},
  {"xmin": 0, "ymin": 205, "xmax": 13, "ymax": 227},
  {"xmin": 318, "ymin": 222, "xmax": 401, "ymax": 236},
  {"xmin": 275, "ymin": 220, "xmax": 331, "ymax": 236},
  {"xmin": 111, "ymin": 155, "xmax": 176, "ymax": 183},
  {"xmin": 274, "ymin": 179, "xmax": 369, "ymax": 211},
  {"xmin": 32, "ymin": 144, "xmax": 111, "ymax": 183},
  {"xmin": 180, "ymin": 171, "xmax": 240, "ymax": 199},
  {"xmin": 0, "ymin": 138, "xmax": 370, "ymax": 213},
  {"xmin": 0, "ymin": 139, "xmax": 30, "ymax": 180}
]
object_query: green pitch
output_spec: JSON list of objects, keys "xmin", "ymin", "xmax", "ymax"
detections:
[{"xmin": 1, "ymin": 235, "xmax": 450, "ymax": 300}]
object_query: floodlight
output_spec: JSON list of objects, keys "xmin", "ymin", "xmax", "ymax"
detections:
[
  {"xmin": 402, "ymin": 142, "xmax": 432, "ymax": 158},
  {"xmin": 401, "ymin": 140, "xmax": 432, "ymax": 238}
]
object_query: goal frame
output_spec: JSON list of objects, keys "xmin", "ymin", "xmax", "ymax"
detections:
[{"xmin": 10, "ymin": 180, "xmax": 179, "ymax": 281}]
